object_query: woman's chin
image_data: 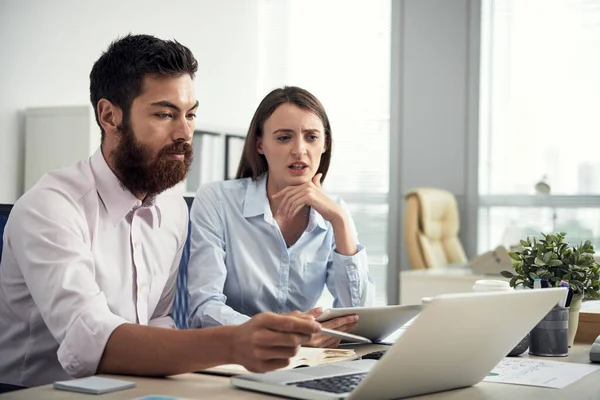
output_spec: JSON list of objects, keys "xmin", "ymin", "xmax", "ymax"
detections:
[
  {"xmin": 285, "ymin": 175, "xmax": 312, "ymax": 186},
  {"xmin": 269, "ymin": 172, "xmax": 313, "ymax": 189}
]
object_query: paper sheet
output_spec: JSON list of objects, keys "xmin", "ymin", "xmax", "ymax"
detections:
[{"xmin": 483, "ymin": 357, "xmax": 600, "ymax": 388}]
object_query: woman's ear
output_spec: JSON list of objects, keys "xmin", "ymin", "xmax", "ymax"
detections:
[
  {"xmin": 97, "ymin": 99, "xmax": 122, "ymax": 135},
  {"xmin": 256, "ymin": 137, "xmax": 264, "ymax": 154}
]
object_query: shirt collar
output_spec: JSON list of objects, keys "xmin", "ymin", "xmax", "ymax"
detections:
[
  {"xmin": 243, "ymin": 174, "xmax": 271, "ymax": 218},
  {"xmin": 91, "ymin": 148, "xmax": 162, "ymax": 228}
]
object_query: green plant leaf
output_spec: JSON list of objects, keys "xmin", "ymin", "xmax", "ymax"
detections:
[
  {"xmin": 542, "ymin": 252, "xmax": 553, "ymax": 263},
  {"xmin": 529, "ymin": 272, "xmax": 539, "ymax": 280},
  {"xmin": 500, "ymin": 271, "xmax": 514, "ymax": 278},
  {"xmin": 520, "ymin": 240, "xmax": 529, "ymax": 247},
  {"xmin": 534, "ymin": 257, "xmax": 546, "ymax": 267},
  {"xmin": 508, "ymin": 252, "xmax": 521, "ymax": 261},
  {"xmin": 548, "ymin": 259, "xmax": 563, "ymax": 267}
]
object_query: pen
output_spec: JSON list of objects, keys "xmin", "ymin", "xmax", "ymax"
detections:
[
  {"xmin": 565, "ymin": 287, "xmax": 574, "ymax": 308},
  {"xmin": 559, "ymin": 281, "xmax": 570, "ymax": 307},
  {"xmin": 319, "ymin": 328, "xmax": 372, "ymax": 344}
]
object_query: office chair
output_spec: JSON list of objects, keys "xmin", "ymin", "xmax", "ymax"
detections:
[
  {"xmin": 0, "ymin": 204, "xmax": 13, "ymax": 266},
  {"xmin": 404, "ymin": 188, "xmax": 467, "ymax": 269},
  {"xmin": 0, "ymin": 204, "xmax": 25, "ymax": 393}
]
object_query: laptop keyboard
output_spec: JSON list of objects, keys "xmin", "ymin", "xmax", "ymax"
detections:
[{"xmin": 288, "ymin": 372, "xmax": 368, "ymax": 394}]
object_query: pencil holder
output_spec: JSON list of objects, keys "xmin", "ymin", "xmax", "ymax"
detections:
[
  {"xmin": 507, "ymin": 333, "xmax": 530, "ymax": 356},
  {"xmin": 529, "ymin": 305, "xmax": 569, "ymax": 357}
]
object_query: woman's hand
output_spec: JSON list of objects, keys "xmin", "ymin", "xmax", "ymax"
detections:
[
  {"xmin": 272, "ymin": 174, "xmax": 358, "ymax": 256},
  {"xmin": 272, "ymin": 174, "xmax": 344, "ymax": 224},
  {"xmin": 302, "ymin": 307, "xmax": 359, "ymax": 348}
]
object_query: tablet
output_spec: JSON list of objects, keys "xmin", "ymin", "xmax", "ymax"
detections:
[{"xmin": 315, "ymin": 304, "xmax": 422, "ymax": 342}]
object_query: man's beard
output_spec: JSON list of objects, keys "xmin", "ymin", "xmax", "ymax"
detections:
[{"xmin": 111, "ymin": 121, "xmax": 193, "ymax": 200}]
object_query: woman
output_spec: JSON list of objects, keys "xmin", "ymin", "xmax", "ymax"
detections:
[{"xmin": 187, "ymin": 86, "xmax": 374, "ymax": 347}]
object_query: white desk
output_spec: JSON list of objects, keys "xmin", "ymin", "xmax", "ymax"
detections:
[
  {"xmin": 400, "ymin": 266, "xmax": 510, "ymax": 304},
  {"xmin": 2, "ymin": 344, "xmax": 598, "ymax": 399}
]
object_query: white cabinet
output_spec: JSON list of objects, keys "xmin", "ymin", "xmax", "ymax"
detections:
[{"xmin": 24, "ymin": 105, "xmax": 99, "ymax": 192}]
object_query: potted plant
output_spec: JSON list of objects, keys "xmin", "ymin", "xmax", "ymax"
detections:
[{"xmin": 501, "ymin": 232, "xmax": 600, "ymax": 346}]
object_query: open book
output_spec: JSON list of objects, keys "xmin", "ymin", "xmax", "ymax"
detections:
[{"xmin": 197, "ymin": 347, "xmax": 358, "ymax": 376}]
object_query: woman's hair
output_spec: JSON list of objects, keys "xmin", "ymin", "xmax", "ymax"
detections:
[{"xmin": 235, "ymin": 86, "xmax": 332, "ymax": 182}]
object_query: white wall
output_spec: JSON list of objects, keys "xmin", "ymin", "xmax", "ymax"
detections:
[
  {"xmin": 0, "ymin": 0, "xmax": 261, "ymax": 203},
  {"xmin": 388, "ymin": 0, "xmax": 480, "ymax": 302}
]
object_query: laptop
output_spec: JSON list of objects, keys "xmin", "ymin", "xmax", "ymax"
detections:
[{"xmin": 231, "ymin": 288, "xmax": 565, "ymax": 400}]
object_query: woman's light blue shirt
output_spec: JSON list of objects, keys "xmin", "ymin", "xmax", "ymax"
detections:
[{"xmin": 187, "ymin": 175, "xmax": 375, "ymax": 328}]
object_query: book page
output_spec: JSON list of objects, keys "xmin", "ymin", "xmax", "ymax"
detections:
[
  {"xmin": 483, "ymin": 358, "xmax": 600, "ymax": 389},
  {"xmin": 197, "ymin": 347, "xmax": 357, "ymax": 376}
]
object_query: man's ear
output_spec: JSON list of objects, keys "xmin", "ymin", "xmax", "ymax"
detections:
[
  {"xmin": 256, "ymin": 137, "xmax": 264, "ymax": 154},
  {"xmin": 97, "ymin": 99, "xmax": 122, "ymax": 135}
]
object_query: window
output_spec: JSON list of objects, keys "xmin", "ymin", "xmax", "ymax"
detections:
[
  {"xmin": 259, "ymin": 0, "xmax": 391, "ymax": 305},
  {"xmin": 479, "ymin": 0, "xmax": 600, "ymax": 253}
]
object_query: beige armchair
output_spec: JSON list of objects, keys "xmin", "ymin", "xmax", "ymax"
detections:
[{"xmin": 404, "ymin": 188, "xmax": 467, "ymax": 269}]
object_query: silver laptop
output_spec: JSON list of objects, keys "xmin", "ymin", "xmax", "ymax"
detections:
[{"xmin": 231, "ymin": 288, "xmax": 565, "ymax": 400}]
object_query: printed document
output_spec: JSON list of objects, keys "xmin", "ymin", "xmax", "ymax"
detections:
[{"xmin": 483, "ymin": 358, "xmax": 600, "ymax": 389}]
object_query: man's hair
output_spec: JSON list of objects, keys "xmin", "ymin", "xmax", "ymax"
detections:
[
  {"xmin": 236, "ymin": 86, "xmax": 332, "ymax": 182},
  {"xmin": 90, "ymin": 34, "xmax": 198, "ymax": 141}
]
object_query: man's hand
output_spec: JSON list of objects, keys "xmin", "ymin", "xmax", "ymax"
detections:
[
  {"xmin": 303, "ymin": 307, "xmax": 359, "ymax": 348},
  {"xmin": 230, "ymin": 311, "xmax": 321, "ymax": 373}
]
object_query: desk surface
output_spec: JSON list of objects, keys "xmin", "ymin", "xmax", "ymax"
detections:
[{"xmin": 2, "ymin": 344, "xmax": 598, "ymax": 399}]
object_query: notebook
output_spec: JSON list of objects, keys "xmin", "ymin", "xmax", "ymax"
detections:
[
  {"xmin": 198, "ymin": 347, "xmax": 358, "ymax": 376},
  {"xmin": 53, "ymin": 376, "xmax": 136, "ymax": 394},
  {"xmin": 232, "ymin": 288, "xmax": 566, "ymax": 399}
]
